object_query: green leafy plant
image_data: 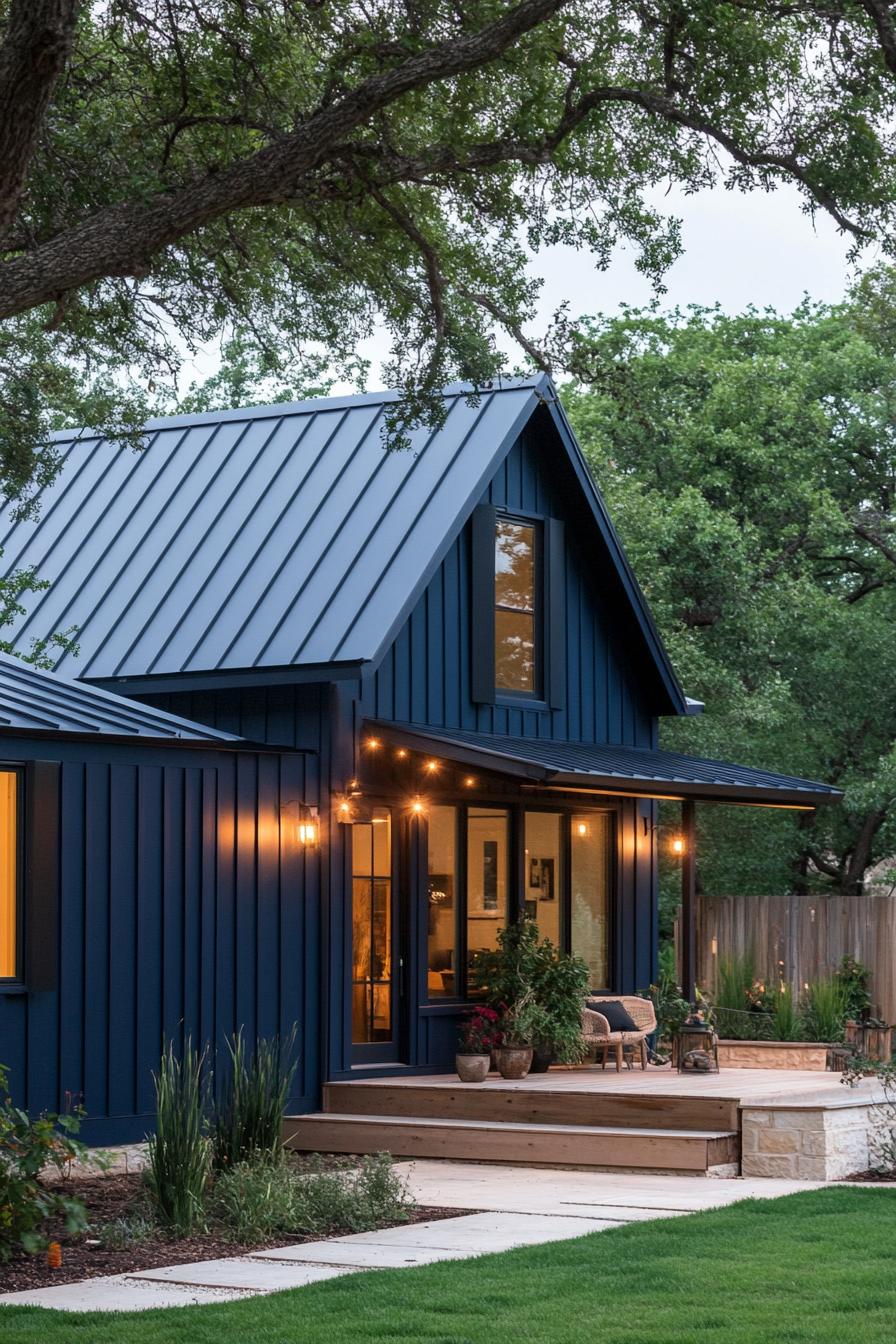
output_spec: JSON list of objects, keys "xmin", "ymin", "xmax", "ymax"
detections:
[
  {"xmin": 641, "ymin": 967, "xmax": 690, "ymax": 1060},
  {"xmin": 471, "ymin": 919, "xmax": 587, "ymax": 1063},
  {"xmin": 145, "ymin": 1039, "xmax": 210, "ymax": 1235},
  {"xmin": 211, "ymin": 1026, "xmax": 298, "ymax": 1170},
  {"xmin": 0, "ymin": 1064, "xmax": 88, "ymax": 1261},
  {"xmin": 95, "ymin": 1211, "xmax": 156, "ymax": 1251},
  {"xmin": 711, "ymin": 953, "xmax": 772, "ymax": 1041},
  {"xmin": 836, "ymin": 956, "xmax": 873, "ymax": 1022},
  {"xmin": 210, "ymin": 1152, "xmax": 414, "ymax": 1244},
  {"xmin": 497, "ymin": 991, "xmax": 541, "ymax": 1049},
  {"xmin": 802, "ymin": 977, "xmax": 849, "ymax": 1044},
  {"xmin": 769, "ymin": 983, "xmax": 804, "ymax": 1042}
]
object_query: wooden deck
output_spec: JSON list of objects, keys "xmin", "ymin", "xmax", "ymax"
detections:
[{"xmin": 283, "ymin": 1067, "xmax": 854, "ymax": 1176}]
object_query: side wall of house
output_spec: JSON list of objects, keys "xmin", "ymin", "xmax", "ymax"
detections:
[{"xmin": 0, "ymin": 735, "xmax": 321, "ymax": 1144}]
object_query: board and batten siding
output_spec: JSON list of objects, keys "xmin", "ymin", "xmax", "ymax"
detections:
[
  {"xmin": 0, "ymin": 736, "xmax": 320, "ymax": 1144},
  {"xmin": 363, "ymin": 427, "xmax": 658, "ymax": 746}
]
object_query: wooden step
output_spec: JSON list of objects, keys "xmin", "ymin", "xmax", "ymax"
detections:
[
  {"xmin": 323, "ymin": 1081, "xmax": 740, "ymax": 1133},
  {"xmin": 283, "ymin": 1112, "xmax": 740, "ymax": 1174}
]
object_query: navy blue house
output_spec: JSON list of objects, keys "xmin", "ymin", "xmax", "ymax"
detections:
[{"xmin": 0, "ymin": 376, "xmax": 840, "ymax": 1141}]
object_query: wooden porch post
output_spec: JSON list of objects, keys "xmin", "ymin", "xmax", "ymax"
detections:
[{"xmin": 681, "ymin": 799, "xmax": 697, "ymax": 1005}]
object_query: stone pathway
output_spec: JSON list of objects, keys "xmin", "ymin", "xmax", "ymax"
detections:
[{"xmin": 0, "ymin": 1162, "xmax": 838, "ymax": 1313}]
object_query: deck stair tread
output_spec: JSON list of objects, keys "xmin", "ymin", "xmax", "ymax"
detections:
[{"xmin": 288, "ymin": 1112, "xmax": 737, "ymax": 1140}]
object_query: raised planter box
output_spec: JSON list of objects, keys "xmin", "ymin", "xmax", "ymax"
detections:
[{"xmin": 716, "ymin": 1040, "xmax": 830, "ymax": 1071}]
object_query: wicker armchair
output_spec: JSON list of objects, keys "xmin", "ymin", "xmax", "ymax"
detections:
[{"xmin": 581, "ymin": 995, "xmax": 657, "ymax": 1072}]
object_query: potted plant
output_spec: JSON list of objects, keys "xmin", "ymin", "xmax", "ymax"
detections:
[
  {"xmin": 455, "ymin": 1007, "xmax": 500, "ymax": 1083},
  {"xmin": 493, "ymin": 993, "xmax": 539, "ymax": 1079},
  {"xmin": 470, "ymin": 919, "xmax": 588, "ymax": 1072}
]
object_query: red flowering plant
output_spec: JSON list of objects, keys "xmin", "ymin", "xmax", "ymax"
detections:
[{"xmin": 458, "ymin": 1006, "xmax": 503, "ymax": 1055}]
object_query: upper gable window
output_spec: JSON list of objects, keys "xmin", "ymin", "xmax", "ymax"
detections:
[{"xmin": 494, "ymin": 517, "xmax": 540, "ymax": 696}]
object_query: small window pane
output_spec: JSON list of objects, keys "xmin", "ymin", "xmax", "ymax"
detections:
[
  {"xmin": 524, "ymin": 811, "xmax": 562, "ymax": 946},
  {"xmin": 0, "ymin": 770, "xmax": 16, "ymax": 980},
  {"xmin": 495, "ymin": 521, "xmax": 535, "ymax": 612},
  {"xmin": 571, "ymin": 813, "xmax": 612, "ymax": 989},
  {"xmin": 427, "ymin": 805, "xmax": 457, "ymax": 998},
  {"xmin": 467, "ymin": 807, "xmax": 508, "ymax": 984},
  {"xmin": 495, "ymin": 609, "xmax": 536, "ymax": 692}
]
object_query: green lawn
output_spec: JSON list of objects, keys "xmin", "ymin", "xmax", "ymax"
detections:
[{"xmin": 1, "ymin": 1187, "xmax": 895, "ymax": 1344}]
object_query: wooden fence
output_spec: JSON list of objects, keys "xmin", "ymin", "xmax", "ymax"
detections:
[{"xmin": 675, "ymin": 893, "xmax": 896, "ymax": 1024}]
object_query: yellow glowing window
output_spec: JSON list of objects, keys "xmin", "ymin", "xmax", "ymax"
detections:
[{"xmin": 0, "ymin": 769, "xmax": 19, "ymax": 979}]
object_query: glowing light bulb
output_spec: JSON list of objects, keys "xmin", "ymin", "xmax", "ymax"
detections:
[
  {"xmin": 425, "ymin": 759, "xmax": 439, "ymax": 773},
  {"xmin": 671, "ymin": 835, "xmax": 685, "ymax": 856}
]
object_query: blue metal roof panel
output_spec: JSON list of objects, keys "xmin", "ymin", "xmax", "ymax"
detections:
[
  {"xmin": 0, "ymin": 382, "xmax": 541, "ymax": 680},
  {"xmin": 373, "ymin": 723, "xmax": 842, "ymax": 805},
  {"xmin": 0, "ymin": 652, "xmax": 239, "ymax": 740}
]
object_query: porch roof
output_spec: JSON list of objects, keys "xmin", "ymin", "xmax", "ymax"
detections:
[{"xmin": 368, "ymin": 722, "xmax": 842, "ymax": 808}]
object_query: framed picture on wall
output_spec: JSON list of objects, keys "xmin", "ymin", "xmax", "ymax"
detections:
[{"xmin": 539, "ymin": 858, "xmax": 555, "ymax": 901}]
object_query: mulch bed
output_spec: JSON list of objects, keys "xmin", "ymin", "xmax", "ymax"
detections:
[{"xmin": 0, "ymin": 1159, "xmax": 464, "ymax": 1294}]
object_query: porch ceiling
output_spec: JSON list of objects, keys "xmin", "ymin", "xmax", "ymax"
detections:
[{"xmin": 366, "ymin": 721, "xmax": 842, "ymax": 808}]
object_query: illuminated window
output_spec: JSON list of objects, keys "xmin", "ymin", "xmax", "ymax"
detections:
[
  {"xmin": 570, "ymin": 812, "xmax": 612, "ymax": 989},
  {"xmin": 0, "ymin": 769, "xmax": 19, "ymax": 980},
  {"xmin": 466, "ymin": 807, "xmax": 509, "ymax": 984},
  {"xmin": 495, "ymin": 518, "xmax": 539, "ymax": 694},
  {"xmin": 351, "ymin": 809, "xmax": 393, "ymax": 1044},
  {"xmin": 427, "ymin": 806, "xmax": 458, "ymax": 999}
]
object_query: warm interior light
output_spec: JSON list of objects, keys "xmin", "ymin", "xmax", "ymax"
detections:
[
  {"xmin": 575, "ymin": 821, "xmax": 589, "ymax": 838},
  {"xmin": 671, "ymin": 834, "xmax": 685, "ymax": 856}
]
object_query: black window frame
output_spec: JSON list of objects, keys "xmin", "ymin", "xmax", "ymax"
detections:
[
  {"xmin": 493, "ymin": 512, "xmax": 544, "ymax": 702},
  {"xmin": 422, "ymin": 799, "xmax": 615, "ymax": 1003},
  {"xmin": 471, "ymin": 503, "xmax": 566, "ymax": 711}
]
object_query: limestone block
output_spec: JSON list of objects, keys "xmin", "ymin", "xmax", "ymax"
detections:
[
  {"xmin": 794, "ymin": 1155, "xmax": 829, "ymax": 1181},
  {"xmin": 741, "ymin": 1152, "xmax": 798, "ymax": 1179},
  {"xmin": 758, "ymin": 1129, "xmax": 800, "ymax": 1155},
  {"xmin": 800, "ymin": 1131, "xmax": 831, "ymax": 1157}
]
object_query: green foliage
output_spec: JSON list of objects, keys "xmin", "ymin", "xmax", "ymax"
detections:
[
  {"xmin": 641, "ymin": 954, "xmax": 690, "ymax": 1058},
  {"xmin": 0, "ymin": 1063, "xmax": 88, "ymax": 1261},
  {"xmin": 145, "ymin": 1040, "xmax": 210, "ymax": 1235},
  {"xmin": 95, "ymin": 1211, "xmax": 156, "ymax": 1251},
  {"xmin": 210, "ymin": 1152, "xmax": 414, "ymax": 1245},
  {"xmin": 769, "ymin": 984, "xmax": 804, "ymax": 1043},
  {"xmin": 471, "ymin": 919, "xmax": 588, "ymax": 1062},
  {"xmin": 211, "ymin": 1026, "xmax": 298, "ymax": 1171},
  {"xmin": 802, "ymin": 978, "xmax": 849, "ymax": 1044},
  {"xmin": 566, "ymin": 283, "xmax": 896, "ymax": 896},
  {"xmin": 710, "ymin": 954, "xmax": 773, "ymax": 1041},
  {"xmin": 836, "ymin": 956, "xmax": 873, "ymax": 1022}
]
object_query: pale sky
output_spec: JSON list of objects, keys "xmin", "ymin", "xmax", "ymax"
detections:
[{"xmin": 348, "ymin": 179, "xmax": 866, "ymax": 388}]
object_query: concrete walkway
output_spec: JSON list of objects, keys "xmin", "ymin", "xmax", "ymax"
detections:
[{"xmin": 0, "ymin": 1162, "xmax": 830, "ymax": 1313}]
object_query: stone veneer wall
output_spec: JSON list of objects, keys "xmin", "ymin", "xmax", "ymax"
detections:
[
  {"xmin": 717, "ymin": 1041, "xmax": 829, "ymax": 1070},
  {"xmin": 741, "ymin": 1100, "xmax": 876, "ymax": 1180}
]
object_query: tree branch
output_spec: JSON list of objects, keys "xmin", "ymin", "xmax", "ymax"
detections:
[
  {"xmin": 0, "ymin": 0, "xmax": 79, "ymax": 238},
  {"xmin": 0, "ymin": 0, "xmax": 570, "ymax": 319}
]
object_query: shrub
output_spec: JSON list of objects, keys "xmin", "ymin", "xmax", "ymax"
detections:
[
  {"xmin": 712, "ymin": 953, "xmax": 771, "ymax": 1040},
  {"xmin": 769, "ymin": 983, "xmax": 804, "ymax": 1042},
  {"xmin": 0, "ymin": 1064, "xmax": 88, "ymax": 1261},
  {"xmin": 802, "ymin": 977, "xmax": 849, "ymax": 1043},
  {"xmin": 145, "ymin": 1039, "xmax": 210, "ymax": 1234},
  {"xmin": 96, "ymin": 1211, "xmax": 156, "ymax": 1250},
  {"xmin": 458, "ymin": 1007, "xmax": 502, "ymax": 1055},
  {"xmin": 211, "ymin": 1026, "xmax": 298, "ymax": 1170},
  {"xmin": 836, "ymin": 956, "xmax": 872, "ymax": 1022},
  {"xmin": 210, "ymin": 1152, "xmax": 414, "ymax": 1244}
]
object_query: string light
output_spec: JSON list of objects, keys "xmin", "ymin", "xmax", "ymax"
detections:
[
  {"xmin": 463, "ymin": 776, "xmax": 476, "ymax": 788},
  {"xmin": 424, "ymin": 759, "xmax": 440, "ymax": 773},
  {"xmin": 365, "ymin": 737, "xmax": 381, "ymax": 750},
  {"xmin": 396, "ymin": 748, "xmax": 409, "ymax": 760}
]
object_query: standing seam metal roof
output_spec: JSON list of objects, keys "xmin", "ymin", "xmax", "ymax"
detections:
[
  {"xmin": 0, "ymin": 651, "xmax": 239, "ymax": 740},
  {"xmin": 0, "ymin": 377, "xmax": 687, "ymax": 711}
]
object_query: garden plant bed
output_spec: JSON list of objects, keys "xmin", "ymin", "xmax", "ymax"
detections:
[
  {"xmin": 716, "ymin": 1040, "xmax": 831, "ymax": 1070},
  {"xmin": 0, "ymin": 1161, "xmax": 463, "ymax": 1294}
]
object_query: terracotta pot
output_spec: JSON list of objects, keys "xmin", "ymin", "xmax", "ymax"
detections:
[
  {"xmin": 493, "ymin": 1045, "xmax": 533, "ymax": 1080},
  {"xmin": 455, "ymin": 1053, "xmax": 491, "ymax": 1083}
]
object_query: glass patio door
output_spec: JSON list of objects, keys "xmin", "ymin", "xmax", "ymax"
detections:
[{"xmin": 350, "ymin": 807, "xmax": 403, "ymax": 1062}]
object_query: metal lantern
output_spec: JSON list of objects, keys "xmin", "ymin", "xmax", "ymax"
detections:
[{"xmin": 676, "ymin": 1022, "xmax": 720, "ymax": 1074}]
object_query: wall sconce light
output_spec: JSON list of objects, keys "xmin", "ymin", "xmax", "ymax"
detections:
[
  {"xmin": 670, "ymin": 834, "xmax": 686, "ymax": 857},
  {"xmin": 574, "ymin": 820, "xmax": 590, "ymax": 838},
  {"xmin": 409, "ymin": 796, "xmax": 426, "ymax": 816},
  {"xmin": 282, "ymin": 801, "xmax": 320, "ymax": 846},
  {"xmin": 298, "ymin": 806, "xmax": 319, "ymax": 846}
]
